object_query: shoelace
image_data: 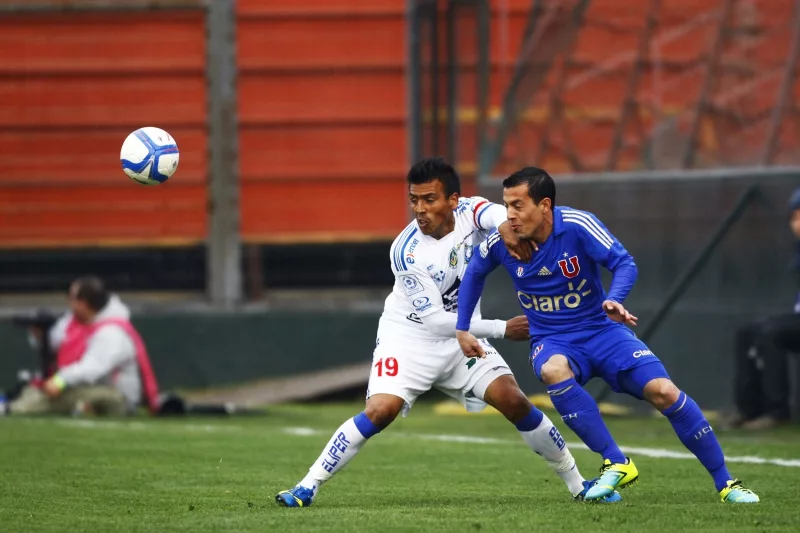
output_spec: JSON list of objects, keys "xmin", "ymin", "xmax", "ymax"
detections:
[
  {"xmin": 598, "ymin": 459, "xmax": 629, "ymax": 475},
  {"xmin": 728, "ymin": 481, "xmax": 755, "ymax": 494},
  {"xmin": 293, "ymin": 486, "xmax": 314, "ymax": 499}
]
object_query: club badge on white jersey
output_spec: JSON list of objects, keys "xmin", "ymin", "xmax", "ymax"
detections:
[{"xmin": 379, "ymin": 196, "xmax": 503, "ymax": 341}]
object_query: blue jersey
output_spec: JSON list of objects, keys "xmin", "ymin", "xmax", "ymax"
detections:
[{"xmin": 456, "ymin": 206, "xmax": 638, "ymax": 338}]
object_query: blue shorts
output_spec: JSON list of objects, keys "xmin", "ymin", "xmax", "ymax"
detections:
[{"xmin": 529, "ymin": 322, "xmax": 670, "ymax": 397}]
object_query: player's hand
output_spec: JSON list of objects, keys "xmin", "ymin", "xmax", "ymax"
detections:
[
  {"xmin": 43, "ymin": 377, "xmax": 64, "ymax": 399},
  {"xmin": 456, "ymin": 330, "xmax": 486, "ymax": 359},
  {"xmin": 498, "ymin": 222, "xmax": 537, "ymax": 262},
  {"xmin": 504, "ymin": 315, "xmax": 530, "ymax": 341},
  {"xmin": 603, "ymin": 300, "xmax": 638, "ymax": 327}
]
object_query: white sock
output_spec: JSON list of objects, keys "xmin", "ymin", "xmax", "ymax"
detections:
[
  {"xmin": 518, "ymin": 413, "xmax": 586, "ymax": 495},
  {"xmin": 299, "ymin": 416, "xmax": 371, "ymax": 494}
]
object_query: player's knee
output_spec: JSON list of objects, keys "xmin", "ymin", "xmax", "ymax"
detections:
[
  {"xmin": 539, "ymin": 355, "xmax": 574, "ymax": 385},
  {"xmin": 364, "ymin": 394, "xmax": 404, "ymax": 427},
  {"xmin": 484, "ymin": 377, "xmax": 531, "ymax": 422},
  {"xmin": 643, "ymin": 378, "xmax": 681, "ymax": 412},
  {"xmin": 502, "ymin": 393, "xmax": 533, "ymax": 423}
]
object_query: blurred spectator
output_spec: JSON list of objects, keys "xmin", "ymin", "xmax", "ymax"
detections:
[
  {"xmin": 729, "ymin": 189, "xmax": 800, "ymax": 429},
  {"xmin": 2, "ymin": 276, "xmax": 159, "ymax": 416}
]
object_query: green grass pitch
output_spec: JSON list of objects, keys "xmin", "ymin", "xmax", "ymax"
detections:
[{"xmin": 1, "ymin": 402, "xmax": 799, "ymax": 532}]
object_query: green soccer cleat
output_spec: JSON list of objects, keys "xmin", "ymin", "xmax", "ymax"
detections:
[
  {"xmin": 720, "ymin": 480, "xmax": 759, "ymax": 503},
  {"xmin": 584, "ymin": 457, "xmax": 639, "ymax": 500}
]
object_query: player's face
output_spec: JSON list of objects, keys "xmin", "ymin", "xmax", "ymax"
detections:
[
  {"xmin": 409, "ymin": 179, "xmax": 458, "ymax": 237},
  {"xmin": 503, "ymin": 184, "xmax": 549, "ymax": 240},
  {"xmin": 68, "ymin": 282, "xmax": 92, "ymax": 324},
  {"xmin": 791, "ymin": 209, "xmax": 800, "ymax": 239}
]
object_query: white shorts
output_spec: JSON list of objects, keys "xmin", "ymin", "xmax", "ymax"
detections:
[{"xmin": 366, "ymin": 335, "xmax": 513, "ymax": 416}]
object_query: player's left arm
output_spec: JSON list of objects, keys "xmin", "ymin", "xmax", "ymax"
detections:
[
  {"xmin": 572, "ymin": 211, "xmax": 638, "ymax": 326},
  {"xmin": 469, "ymin": 196, "xmax": 536, "ymax": 262}
]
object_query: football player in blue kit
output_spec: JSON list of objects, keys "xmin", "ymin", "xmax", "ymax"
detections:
[{"xmin": 455, "ymin": 167, "xmax": 759, "ymax": 503}]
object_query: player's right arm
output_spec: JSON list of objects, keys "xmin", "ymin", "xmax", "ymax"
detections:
[
  {"xmin": 390, "ymin": 235, "xmax": 506, "ymax": 339},
  {"xmin": 455, "ymin": 232, "xmax": 505, "ymax": 357}
]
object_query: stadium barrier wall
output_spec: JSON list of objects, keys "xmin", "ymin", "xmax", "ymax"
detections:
[{"xmin": 0, "ymin": 311, "xmax": 378, "ymax": 394}]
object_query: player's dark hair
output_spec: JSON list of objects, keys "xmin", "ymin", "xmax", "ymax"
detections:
[
  {"xmin": 502, "ymin": 167, "xmax": 556, "ymax": 206},
  {"xmin": 73, "ymin": 276, "xmax": 110, "ymax": 312},
  {"xmin": 406, "ymin": 157, "xmax": 461, "ymax": 197}
]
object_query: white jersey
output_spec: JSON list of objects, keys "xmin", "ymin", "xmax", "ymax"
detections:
[{"xmin": 378, "ymin": 196, "xmax": 505, "ymax": 342}]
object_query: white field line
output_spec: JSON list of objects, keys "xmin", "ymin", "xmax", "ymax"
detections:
[
  {"xmin": 51, "ymin": 419, "xmax": 241, "ymax": 432},
  {"xmin": 24, "ymin": 419, "xmax": 800, "ymax": 468},
  {"xmin": 282, "ymin": 427, "xmax": 800, "ymax": 468}
]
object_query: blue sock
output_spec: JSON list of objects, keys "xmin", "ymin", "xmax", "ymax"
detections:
[
  {"xmin": 663, "ymin": 392, "xmax": 731, "ymax": 491},
  {"xmin": 547, "ymin": 378, "xmax": 626, "ymax": 463},
  {"xmin": 353, "ymin": 411, "xmax": 382, "ymax": 439},
  {"xmin": 514, "ymin": 406, "xmax": 544, "ymax": 432}
]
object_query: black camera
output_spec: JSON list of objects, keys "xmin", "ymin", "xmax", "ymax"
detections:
[
  {"xmin": 11, "ymin": 309, "xmax": 59, "ymax": 382},
  {"xmin": 11, "ymin": 309, "xmax": 58, "ymax": 331}
]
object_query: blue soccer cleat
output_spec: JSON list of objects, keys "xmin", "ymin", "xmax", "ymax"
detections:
[
  {"xmin": 575, "ymin": 478, "xmax": 622, "ymax": 503},
  {"xmin": 719, "ymin": 480, "xmax": 759, "ymax": 503},
  {"xmin": 275, "ymin": 485, "xmax": 315, "ymax": 508}
]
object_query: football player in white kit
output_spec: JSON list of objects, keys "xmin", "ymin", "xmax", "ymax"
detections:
[{"xmin": 276, "ymin": 158, "xmax": 621, "ymax": 507}]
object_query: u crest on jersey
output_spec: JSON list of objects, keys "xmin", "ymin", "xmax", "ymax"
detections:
[{"xmin": 558, "ymin": 255, "xmax": 581, "ymax": 278}]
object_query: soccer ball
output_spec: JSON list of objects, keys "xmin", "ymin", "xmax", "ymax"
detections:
[{"xmin": 120, "ymin": 127, "xmax": 179, "ymax": 185}]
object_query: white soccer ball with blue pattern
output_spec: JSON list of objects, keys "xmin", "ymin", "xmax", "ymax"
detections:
[{"xmin": 120, "ymin": 127, "xmax": 179, "ymax": 185}]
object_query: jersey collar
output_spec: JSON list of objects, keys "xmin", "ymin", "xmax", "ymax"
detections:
[{"xmin": 552, "ymin": 206, "xmax": 566, "ymax": 236}]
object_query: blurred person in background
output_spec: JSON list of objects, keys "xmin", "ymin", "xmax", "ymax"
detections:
[
  {"xmin": 729, "ymin": 188, "xmax": 800, "ymax": 430},
  {"xmin": 1, "ymin": 276, "xmax": 159, "ymax": 417}
]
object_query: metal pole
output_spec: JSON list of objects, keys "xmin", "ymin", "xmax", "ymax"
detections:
[
  {"xmin": 475, "ymin": 0, "xmax": 490, "ymax": 167},
  {"xmin": 477, "ymin": 0, "xmax": 544, "ymax": 178},
  {"xmin": 430, "ymin": 1, "xmax": 442, "ymax": 156},
  {"xmin": 478, "ymin": 0, "xmax": 590, "ymax": 178},
  {"xmin": 535, "ymin": 27, "xmax": 582, "ymax": 170},
  {"xmin": 593, "ymin": 184, "xmax": 759, "ymax": 403},
  {"xmin": 206, "ymin": 0, "xmax": 242, "ymax": 308},
  {"xmin": 407, "ymin": 0, "xmax": 423, "ymax": 167},
  {"xmin": 761, "ymin": 0, "xmax": 800, "ymax": 166},
  {"xmin": 681, "ymin": 0, "xmax": 734, "ymax": 169},
  {"xmin": 446, "ymin": 0, "xmax": 459, "ymax": 166},
  {"xmin": 606, "ymin": 0, "xmax": 659, "ymax": 171}
]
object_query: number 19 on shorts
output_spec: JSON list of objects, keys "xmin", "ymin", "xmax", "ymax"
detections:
[{"xmin": 374, "ymin": 357, "xmax": 398, "ymax": 377}]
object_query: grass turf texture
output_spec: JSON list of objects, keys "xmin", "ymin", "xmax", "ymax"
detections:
[{"xmin": 1, "ymin": 402, "xmax": 799, "ymax": 532}]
